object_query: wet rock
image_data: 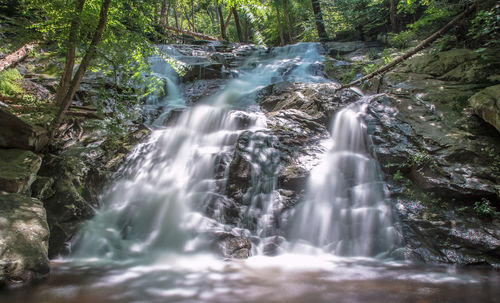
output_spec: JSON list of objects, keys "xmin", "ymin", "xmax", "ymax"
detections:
[
  {"xmin": 37, "ymin": 154, "xmax": 95, "ymax": 257},
  {"xmin": 180, "ymin": 57, "xmax": 223, "ymax": 82},
  {"xmin": 262, "ymin": 236, "xmax": 285, "ymax": 256},
  {"xmin": 182, "ymin": 78, "xmax": 226, "ymax": 104},
  {"xmin": 226, "ymin": 131, "xmax": 253, "ymax": 205},
  {"xmin": 366, "ymin": 93, "xmax": 500, "ymax": 266},
  {"xmin": 36, "ymin": 123, "xmax": 151, "ymax": 258},
  {"xmin": 0, "ymin": 191, "xmax": 50, "ymax": 287},
  {"xmin": 217, "ymin": 234, "xmax": 252, "ymax": 259},
  {"xmin": 469, "ymin": 85, "xmax": 500, "ymax": 133},
  {"xmin": 257, "ymin": 82, "xmax": 357, "ymax": 125},
  {"xmin": 0, "ymin": 149, "xmax": 42, "ymax": 194}
]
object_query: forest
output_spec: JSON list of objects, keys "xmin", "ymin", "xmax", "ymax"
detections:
[{"xmin": 1, "ymin": 0, "xmax": 500, "ymax": 302}]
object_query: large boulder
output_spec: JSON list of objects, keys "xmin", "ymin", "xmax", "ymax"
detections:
[
  {"xmin": 0, "ymin": 107, "xmax": 49, "ymax": 152},
  {"xmin": 365, "ymin": 94, "xmax": 500, "ymax": 266},
  {"xmin": 0, "ymin": 149, "xmax": 42, "ymax": 194},
  {"xmin": 469, "ymin": 85, "xmax": 500, "ymax": 133},
  {"xmin": 0, "ymin": 191, "xmax": 50, "ymax": 287}
]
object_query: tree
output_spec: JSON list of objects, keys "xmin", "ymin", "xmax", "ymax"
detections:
[
  {"xmin": 310, "ymin": 0, "xmax": 327, "ymax": 41},
  {"xmin": 51, "ymin": 0, "xmax": 112, "ymax": 134},
  {"xmin": 275, "ymin": 0, "xmax": 285, "ymax": 45},
  {"xmin": 52, "ymin": 0, "xmax": 86, "ymax": 108}
]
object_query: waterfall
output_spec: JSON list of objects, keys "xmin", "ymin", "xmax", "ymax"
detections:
[
  {"xmin": 287, "ymin": 99, "xmax": 398, "ymax": 256},
  {"xmin": 72, "ymin": 43, "xmax": 327, "ymax": 260}
]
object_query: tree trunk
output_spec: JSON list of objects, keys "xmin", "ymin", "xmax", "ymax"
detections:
[
  {"xmin": 217, "ymin": 4, "xmax": 228, "ymax": 40},
  {"xmin": 310, "ymin": 0, "xmax": 328, "ymax": 42},
  {"xmin": 53, "ymin": 0, "xmax": 86, "ymax": 107},
  {"xmin": 191, "ymin": 0, "xmax": 196, "ymax": 33},
  {"xmin": 183, "ymin": 8, "xmax": 194, "ymax": 31},
  {"xmin": 339, "ymin": 3, "xmax": 477, "ymax": 90},
  {"xmin": 390, "ymin": 0, "xmax": 399, "ymax": 33},
  {"xmin": 275, "ymin": 0, "xmax": 285, "ymax": 46},
  {"xmin": 242, "ymin": 15, "xmax": 249, "ymax": 43},
  {"xmin": 161, "ymin": 0, "xmax": 168, "ymax": 26},
  {"xmin": 232, "ymin": 6, "xmax": 243, "ymax": 42},
  {"xmin": 51, "ymin": 0, "xmax": 111, "ymax": 134},
  {"xmin": 282, "ymin": 0, "xmax": 293, "ymax": 43},
  {"xmin": 174, "ymin": 2, "xmax": 179, "ymax": 30}
]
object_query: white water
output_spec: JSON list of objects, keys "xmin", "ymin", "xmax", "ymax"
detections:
[
  {"xmin": 287, "ymin": 100, "xmax": 398, "ymax": 256},
  {"xmin": 3, "ymin": 43, "xmax": 498, "ymax": 303},
  {"xmin": 72, "ymin": 42, "xmax": 327, "ymax": 260}
]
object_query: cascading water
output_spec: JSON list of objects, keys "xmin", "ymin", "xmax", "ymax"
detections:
[
  {"xmin": 2, "ymin": 42, "xmax": 498, "ymax": 303},
  {"xmin": 287, "ymin": 98, "xmax": 398, "ymax": 256},
  {"xmin": 72, "ymin": 42, "xmax": 326, "ymax": 260}
]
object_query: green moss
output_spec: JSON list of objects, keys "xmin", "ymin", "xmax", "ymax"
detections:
[{"xmin": 0, "ymin": 68, "xmax": 23, "ymax": 97}]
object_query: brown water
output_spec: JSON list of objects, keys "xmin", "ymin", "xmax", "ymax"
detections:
[{"xmin": 1, "ymin": 254, "xmax": 499, "ymax": 303}]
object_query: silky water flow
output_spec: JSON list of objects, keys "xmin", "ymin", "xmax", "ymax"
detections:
[{"xmin": 2, "ymin": 43, "xmax": 498, "ymax": 303}]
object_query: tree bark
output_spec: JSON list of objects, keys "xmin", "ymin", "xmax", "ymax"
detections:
[
  {"xmin": 390, "ymin": 0, "xmax": 399, "ymax": 33},
  {"xmin": 275, "ymin": 0, "xmax": 285, "ymax": 46},
  {"xmin": 282, "ymin": 0, "xmax": 293, "ymax": 43},
  {"xmin": 191, "ymin": 0, "xmax": 196, "ymax": 33},
  {"xmin": 217, "ymin": 4, "xmax": 227, "ymax": 40},
  {"xmin": 160, "ymin": 0, "xmax": 168, "ymax": 26},
  {"xmin": 232, "ymin": 6, "xmax": 243, "ymax": 42},
  {"xmin": 0, "ymin": 43, "xmax": 38, "ymax": 72},
  {"xmin": 338, "ymin": 3, "xmax": 477, "ymax": 91},
  {"xmin": 174, "ymin": 2, "xmax": 179, "ymax": 30},
  {"xmin": 53, "ymin": 0, "xmax": 86, "ymax": 107},
  {"xmin": 311, "ymin": 0, "xmax": 328, "ymax": 42},
  {"xmin": 51, "ymin": 0, "xmax": 111, "ymax": 134}
]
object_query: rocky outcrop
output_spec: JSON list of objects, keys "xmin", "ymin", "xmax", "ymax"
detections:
[
  {"xmin": 365, "ymin": 92, "xmax": 500, "ymax": 266},
  {"xmin": 0, "ymin": 106, "xmax": 49, "ymax": 152},
  {"xmin": 469, "ymin": 85, "xmax": 500, "ymax": 133},
  {"xmin": 0, "ymin": 149, "xmax": 41, "ymax": 194},
  {"xmin": 0, "ymin": 191, "xmax": 50, "ymax": 287},
  {"xmin": 36, "ymin": 123, "xmax": 151, "ymax": 258}
]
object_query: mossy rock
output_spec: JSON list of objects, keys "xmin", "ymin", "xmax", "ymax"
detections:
[
  {"xmin": 469, "ymin": 85, "xmax": 500, "ymax": 133},
  {"xmin": 0, "ymin": 191, "xmax": 50, "ymax": 287},
  {"xmin": 0, "ymin": 149, "xmax": 41, "ymax": 194}
]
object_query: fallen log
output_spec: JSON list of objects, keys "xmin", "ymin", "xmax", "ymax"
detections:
[
  {"xmin": 337, "ymin": 3, "xmax": 477, "ymax": 91},
  {"xmin": 164, "ymin": 25, "xmax": 219, "ymax": 41},
  {"xmin": 0, "ymin": 43, "xmax": 38, "ymax": 72}
]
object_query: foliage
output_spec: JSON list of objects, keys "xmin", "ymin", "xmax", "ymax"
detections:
[
  {"xmin": 0, "ymin": 68, "xmax": 23, "ymax": 97},
  {"xmin": 473, "ymin": 198, "xmax": 499, "ymax": 218},
  {"xmin": 389, "ymin": 30, "xmax": 415, "ymax": 49},
  {"xmin": 468, "ymin": 3, "xmax": 500, "ymax": 47}
]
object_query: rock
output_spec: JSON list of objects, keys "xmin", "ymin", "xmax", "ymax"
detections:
[
  {"xmin": 0, "ymin": 106, "xmax": 49, "ymax": 152},
  {"xmin": 469, "ymin": 85, "xmax": 500, "ymax": 133},
  {"xmin": 394, "ymin": 48, "xmax": 500, "ymax": 84},
  {"xmin": 180, "ymin": 57, "xmax": 223, "ymax": 82},
  {"xmin": 324, "ymin": 41, "xmax": 368, "ymax": 56},
  {"xmin": 0, "ymin": 191, "xmax": 50, "ymax": 287},
  {"xmin": 217, "ymin": 235, "xmax": 252, "ymax": 259},
  {"xmin": 37, "ymin": 154, "xmax": 95, "ymax": 257},
  {"xmin": 365, "ymin": 93, "xmax": 500, "ymax": 266},
  {"xmin": 0, "ymin": 149, "xmax": 42, "ymax": 194},
  {"xmin": 226, "ymin": 131, "xmax": 253, "ymax": 205},
  {"xmin": 31, "ymin": 176, "xmax": 54, "ymax": 200},
  {"xmin": 34, "ymin": 123, "xmax": 151, "ymax": 258}
]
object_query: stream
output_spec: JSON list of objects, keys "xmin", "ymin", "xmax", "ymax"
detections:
[{"xmin": 1, "ymin": 42, "xmax": 499, "ymax": 302}]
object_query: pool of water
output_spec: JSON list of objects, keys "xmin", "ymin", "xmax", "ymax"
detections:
[{"xmin": 1, "ymin": 254, "xmax": 498, "ymax": 303}]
